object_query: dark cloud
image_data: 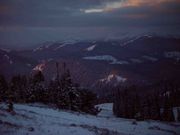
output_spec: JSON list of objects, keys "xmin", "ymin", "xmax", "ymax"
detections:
[{"xmin": 0, "ymin": 0, "xmax": 179, "ymax": 46}]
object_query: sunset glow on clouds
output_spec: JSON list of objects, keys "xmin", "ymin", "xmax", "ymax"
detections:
[
  {"xmin": 83, "ymin": 0, "xmax": 178, "ymax": 13},
  {"xmin": 0, "ymin": 0, "xmax": 179, "ymax": 46}
]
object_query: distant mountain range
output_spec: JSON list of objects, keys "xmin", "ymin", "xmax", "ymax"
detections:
[{"xmin": 1, "ymin": 35, "xmax": 180, "ymax": 88}]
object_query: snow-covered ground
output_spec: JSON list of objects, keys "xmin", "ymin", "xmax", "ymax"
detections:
[
  {"xmin": 0, "ymin": 103, "xmax": 180, "ymax": 135},
  {"xmin": 96, "ymin": 103, "xmax": 115, "ymax": 118}
]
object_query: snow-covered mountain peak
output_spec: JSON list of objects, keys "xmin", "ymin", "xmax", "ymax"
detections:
[
  {"xmin": 33, "ymin": 63, "xmax": 46, "ymax": 72},
  {"xmin": 100, "ymin": 74, "xmax": 127, "ymax": 84}
]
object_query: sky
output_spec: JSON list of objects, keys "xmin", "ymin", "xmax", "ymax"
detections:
[{"xmin": 0, "ymin": 0, "xmax": 180, "ymax": 48}]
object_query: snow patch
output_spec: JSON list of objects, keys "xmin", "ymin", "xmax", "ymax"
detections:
[
  {"xmin": 33, "ymin": 46, "xmax": 44, "ymax": 52},
  {"xmin": 85, "ymin": 44, "xmax": 96, "ymax": 51},
  {"xmin": 4, "ymin": 54, "xmax": 10, "ymax": 60},
  {"xmin": 47, "ymin": 58, "xmax": 54, "ymax": 62},
  {"xmin": 121, "ymin": 35, "xmax": 152, "ymax": 46},
  {"xmin": 9, "ymin": 60, "xmax": 13, "ymax": 64},
  {"xmin": 26, "ymin": 63, "xmax": 32, "ymax": 67},
  {"xmin": 92, "ymin": 41, "xmax": 96, "ymax": 44},
  {"xmin": 33, "ymin": 41, "xmax": 54, "ymax": 52},
  {"xmin": 83, "ymin": 55, "xmax": 129, "ymax": 65},
  {"xmin": 62, "ymin": 39, "xmax": 78, "ymax": 44},
  {"xmin": 142, "ymin": 55, "xmax": 158, "ymax": 62},
  {"xmin": 110, "ymin": 60, "xmax": 129, "ymax": 65},
  {"xmin": 83, "ymin": 55, "xmax": 116, "ymax": 62},
  {"xmin": 130, "ymin": 58, "xmax": 143, "ymax": 63},
  {"xmin": 0, "ymin": 48, "xmax": 10, "ymax": 52},
  {"xmin": 121, "ymin": 36, "xmax": 142, "ymax": 46},
  {"xmin": 54, "ymin": 44, "xmax": 67, "ymax": 50},
  {"xmin": 165, "ymin": 51, "xmax": 180, "ymax": 62},
  {"xmin": 54, "ymin": 40, "xmax": 78, "ymax": 51},
  {"xmin": 143, "ymin": 34, "xmax": 153, "ymax": 38},
  {"xmin": 4, "ymin": 54, "xmax": 13, "ymax": 64}
]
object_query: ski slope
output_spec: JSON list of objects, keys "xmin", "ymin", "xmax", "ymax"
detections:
[{"xmin": 0, "ymin": 103, "xmax": 180, "ymax": 135}]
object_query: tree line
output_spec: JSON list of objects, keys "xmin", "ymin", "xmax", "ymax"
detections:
[
  {"xmin": 113, "ymin": 80, "xmax": 180, "ymax": 122},
  {"xmin": 0, "ymin": 62, "xmax": 99, "ymax": 115}
]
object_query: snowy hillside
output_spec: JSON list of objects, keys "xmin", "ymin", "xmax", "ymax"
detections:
[{"xmin": 0, "ymin": 103, "xmax": 180, "ymax": 135}]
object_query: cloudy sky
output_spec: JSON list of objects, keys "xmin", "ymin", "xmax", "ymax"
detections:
[{"xmin": 0, "ymin": 0, "xmax": 180, "ymax": 47}]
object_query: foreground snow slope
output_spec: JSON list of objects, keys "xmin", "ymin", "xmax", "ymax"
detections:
[{"xmin": 0, "ymin": 103, "xmax": 180, "ymax": 135}]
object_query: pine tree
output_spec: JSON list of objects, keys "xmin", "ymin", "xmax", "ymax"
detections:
[
  {"xmin": 10, "ymin": 75, "xmax": 27, "ymax": 102},
  {"xmin": 0, "ymin": 74, "xmax": 8, "ymax": 101},
  {"xmin": 162, "ymin": 96, "xmax": 175, "ymax": 121},
  {"xmin": 27, "ymin": 71, "xmax": 45, "ymax": 102},
  {"xmin": 154, "ymin": 92, "xmax": 161, "ymax": 120},
  {"xmin": 7, "ymin": 98, "xmax": 13, "ymax": 112},
  {"xmin": 59, "ymin": 65, "xmax": 80, "ymax": 110},
  {"xmin": 79, "ymin": 88, "xmax": 97, "ymax": 114},
  {"xmin": 134, "ymin": 93, "xmax": 142, "ymax": 120},
  {"xmin": 32, "ymin": 71, "xmax": 45, "ymax": 84},
  {"xmin": 177, "ymin": 108, "xmax": 180, "ymax": 122}
]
